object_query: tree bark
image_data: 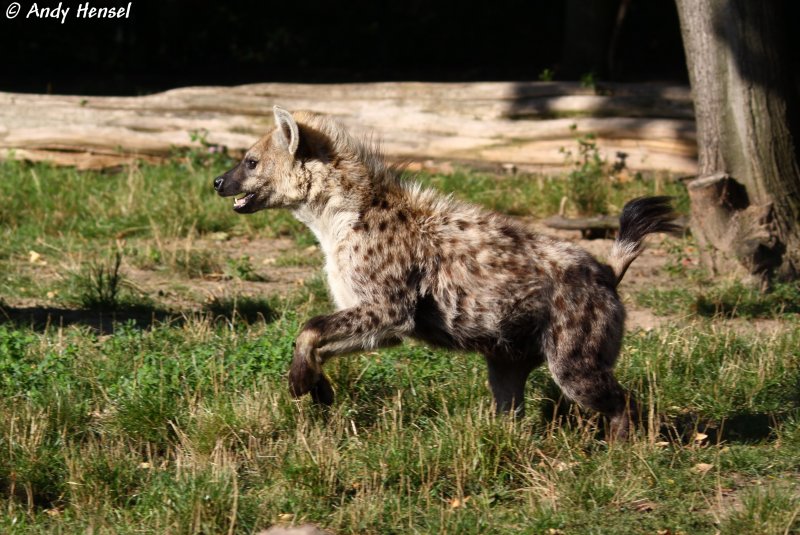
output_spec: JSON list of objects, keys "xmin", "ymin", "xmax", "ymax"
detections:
[{"xmin": 676, "ymin": 0, "xmax": 800, "ymax": 281}]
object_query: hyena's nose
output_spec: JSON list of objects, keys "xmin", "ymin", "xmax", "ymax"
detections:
[{"xmin": 214, "ymin": 176, "xmax": 225, "ymax": 192}]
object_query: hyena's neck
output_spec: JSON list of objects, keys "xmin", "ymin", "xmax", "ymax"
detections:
[
  {"xmin": 292, "ymin": 199, "xmax": 363, "ymax": 310},
  {"xmin": 293, "ymin": 197, "xmax": 361, "ymax": 261}
]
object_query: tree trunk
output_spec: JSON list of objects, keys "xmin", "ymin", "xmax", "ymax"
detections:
[{"xmin": 676, "ymin": 0, "xmax": 800, "ymax": 282}]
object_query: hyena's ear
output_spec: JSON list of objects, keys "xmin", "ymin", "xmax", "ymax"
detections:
[{"xmin": 273, "ymin": 105, "xmax": 300, "ymax": 156}]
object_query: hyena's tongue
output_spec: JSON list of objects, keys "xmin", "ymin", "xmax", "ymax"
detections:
[{"xmin": 234, "ymin": 193, "xmax": 254, "ymax": 209}]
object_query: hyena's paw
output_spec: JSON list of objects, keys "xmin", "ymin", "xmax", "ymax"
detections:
[
  {"xmin": 288, "ymin": 359, "xmax": 334, "ymax": 405},
  {"xmin": 288, "ymin": 356, "xmax": 317, "ymax": 398},
  {"xmin": 310, "ymin": 373, "xmax": 335, "ymax": 406},
  {"xmin": 288, "ymin": 331, "xmax": 322, "ymax": 398}
]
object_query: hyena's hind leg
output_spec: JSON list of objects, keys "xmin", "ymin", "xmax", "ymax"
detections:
[
  {"xmin": 545, "ymin": 298, "xmax": 637, "ymax": 440},
  {"xmin": 485, "ymin": 356, "xmax": 540, "ymax": 418}
]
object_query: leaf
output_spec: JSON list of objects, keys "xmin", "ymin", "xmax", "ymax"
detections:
[
  {"xmin": 450, "ymin": 496, "xmax": 470, "ymax": 509},
  {"xmin": 29, "ymin": 250, "xmax": 47, "ymax": 265},
  {"xmin": 693, "ymin": 462, "xmax": 714, "ymax": 474}
]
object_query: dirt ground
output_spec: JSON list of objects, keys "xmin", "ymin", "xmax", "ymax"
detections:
[
  {"xmin": 4, "ymin": 221, "xmax": 785, "ymax": 335},
  {"xmin": 127, "ymin": 224, "xmax": 682, "ymax": 331}
]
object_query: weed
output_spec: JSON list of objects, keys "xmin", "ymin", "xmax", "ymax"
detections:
[
  {"xmin": 538, "ymin": 68, "xmax": 555, "ymax": 82},
  {"xmin": 224, "ymin": 255, "xmax": 266, "ymax": 281},
  {"xmin": 661, "ymin": 237, "xmax": 704, "ymax": 280},
  {"xmin": 580, "ymin": 71, "xmax": 597, "ymax": 90},
  {"xmin": 561, "ymin": 133, "xmax": 610, "ymax": 215},
  {"xmin": 66, "ymin": 251, "xmax": 128, "ymax": 310}
]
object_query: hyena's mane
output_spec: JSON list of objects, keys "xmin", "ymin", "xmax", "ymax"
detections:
[{"xmin": 293, "ymin": 111, "xmax": 405, "ymax": 191}]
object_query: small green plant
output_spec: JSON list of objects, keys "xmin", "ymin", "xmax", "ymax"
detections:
[
  {"xmin": 224, "ymin": 255, "xmax": 266, "ymax": 281},
  {"xmin": 175, "ymin": 129, "xmax": 233, "ymax": 170},
  {"xmin": 661, "ymin": 237, "xmax": 705, "ymax": 281},
  {"xmin": 538, "ymin": 68, "xmax": 555, "ymax": 82},
  {"xmin": 580, "ymin": 71, "xmax": 597, "ymax": 90},
  {"xmin": 72, "ymin": 251, "xmax": 127, "ymax": 310},
  {"xmin": 561, "ymin": 133, "xmax": 610, "ymax": 215}
]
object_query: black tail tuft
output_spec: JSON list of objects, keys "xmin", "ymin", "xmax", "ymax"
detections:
[
  {"xmin": 609, "ymin": 196, "xmax": 680, "ymax": 286},
  {"xmin": 617, "ymin": 196, "xmax": 681, "ymax": 246}
]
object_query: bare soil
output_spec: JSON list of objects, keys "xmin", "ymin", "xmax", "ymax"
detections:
[
  {"xmin": 0, "ymin": 224, "xmax": 688, "ymax": 327},
  {"xmin": 4, "ymin": 222, "xmax": 788, "ymax": 335}
]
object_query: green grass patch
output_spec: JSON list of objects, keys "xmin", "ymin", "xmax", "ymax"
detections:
[
  {"xmin": 0, "ymin": 316, "xmax": 797, "ymax": 533},
  {"xmin": 636, "ymin": 280, "xmax": 800, "ymax": 319},
  {"xmin": 0, "ymin": 158, "xmax": 796, "ymax": 534},
  {"xmin": 414, "ymin": 167, "xmax": 687, "ymax": 218}
]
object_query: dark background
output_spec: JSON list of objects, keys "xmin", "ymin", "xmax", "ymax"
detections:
[{"xmin": 3, "ymin": 0, "xmax": 691, "ymax": 95}]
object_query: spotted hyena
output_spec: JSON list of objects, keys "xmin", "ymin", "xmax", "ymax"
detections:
[{"xmin": 214, "ymin": 106, "xmax": 678, "ymax": 439}]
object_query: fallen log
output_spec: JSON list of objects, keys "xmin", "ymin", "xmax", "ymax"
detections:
[
  {"xmin": 544, "ymin": 213, "xmax": 689, "ymax": 239},
  {"xmin": 0, "ymin": 81, "xmax": 697, "ymax": 172}
]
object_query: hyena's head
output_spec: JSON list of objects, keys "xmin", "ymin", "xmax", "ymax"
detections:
[{"xmin": 214, "ymin": 106, "xmax": 319, "ymax": 213}]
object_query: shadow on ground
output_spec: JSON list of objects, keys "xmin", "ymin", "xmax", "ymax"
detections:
[
  {"xmin": 537, "ymin": 378, "xmax": 787, "ymax": 444},
  {"xmin": 0, "ymin": 296, "xmax": 278, "ymax": 334},
  {"xmin": 0, "ymin": 303, "xmax": 180, "ymax": 334}
]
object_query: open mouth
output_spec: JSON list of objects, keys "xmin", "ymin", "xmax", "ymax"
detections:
[{"xmin": 233, "ymin": 193, "xmax": 255, "ymax": 212}]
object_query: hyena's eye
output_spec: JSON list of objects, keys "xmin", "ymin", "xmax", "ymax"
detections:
[{"xmin": 246, "ymin": 159, "xmax": 258, "ymax": 170}]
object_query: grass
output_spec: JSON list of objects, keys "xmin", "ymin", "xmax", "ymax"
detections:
[
  {"xmin": 0, "ymin": 157, "xmax": 798, "ymax": 534},
  {"xmin": 634, "ymin": 236, "xmax": 800, "ymax": 320},
  {"xmin": 414, "ymin": 167, "xmax": 687, "ymax": 219},
  {"xmin": 0, "ymin": 315, "xmax": 797, "ymax": 533}
]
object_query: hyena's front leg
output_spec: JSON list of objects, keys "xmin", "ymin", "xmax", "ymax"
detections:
[{"xmin": 289, "ymin": 303, "xmax": 413, "ymax": 404}]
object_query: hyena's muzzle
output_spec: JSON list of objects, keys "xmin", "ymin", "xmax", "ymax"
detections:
[{"xmin": 214, "ymin": 163, "xmax": 263, "ymax": 214}]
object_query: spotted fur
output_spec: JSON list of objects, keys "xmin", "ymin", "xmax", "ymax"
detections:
[{"xmin": 214, "ymin": 106, "xmax": 678, "ymax": 440}]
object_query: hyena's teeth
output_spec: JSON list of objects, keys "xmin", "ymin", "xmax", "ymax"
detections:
[{"xmin": 233, "ymin": 193, "xmax": 254, "ymax": 209}]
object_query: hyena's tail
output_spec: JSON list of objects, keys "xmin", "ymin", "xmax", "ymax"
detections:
[{"xmin": 609, "ymin": 196, "xmax": 680, "ymax": 286}]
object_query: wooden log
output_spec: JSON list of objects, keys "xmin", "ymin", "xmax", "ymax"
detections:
[
  {"xmin": 544, "ymin": 213, "xmax": 689, "ymax": 239},
  {"xmin": 0, "ymin": 82, "xmax": 697, "ymax": 172},
  {"xmin": 543, "ymin": 214, "xmax": 621, "ymax": 239}
]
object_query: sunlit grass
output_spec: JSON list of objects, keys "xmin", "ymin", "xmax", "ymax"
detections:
[{"xmin": 0, "ymin": 158, "xmax": 796, "ymax": 534}]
